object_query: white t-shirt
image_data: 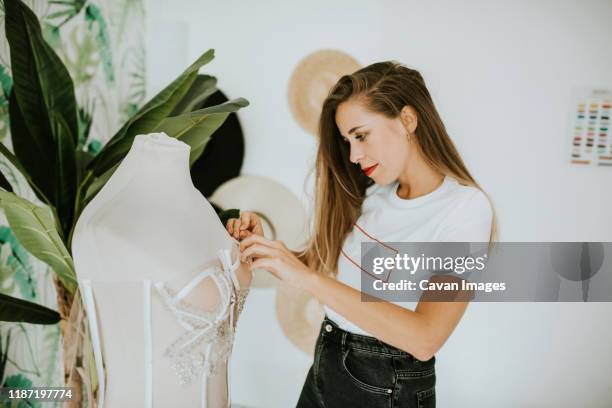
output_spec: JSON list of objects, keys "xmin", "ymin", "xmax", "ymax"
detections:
[{"xmin": 324, "ymin": 175, "xmax": 493, "ymax": 336}]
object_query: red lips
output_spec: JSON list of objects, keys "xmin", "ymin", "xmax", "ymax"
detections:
[{"xmin": 362, "ymin": 164, "xmax": 379, "ymax": 176}]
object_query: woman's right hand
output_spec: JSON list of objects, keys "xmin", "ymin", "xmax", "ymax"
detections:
[{"xmin": 226, "ymin": 211, "xmax": 264, "ymax": 241}]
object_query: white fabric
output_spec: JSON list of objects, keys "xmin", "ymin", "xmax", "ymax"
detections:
[
  {"xmin": 72, "ymin": 133, "xmax": 250, "ymax": 407},
  {"xmin": 324, "ymin": 175, "xmax": 493, "ymax": 336},
  {"xmin": 151, "ymin": 247, "xmax": 245, "ymax": 408},
  {"xmin": 143, "ymin": 280, "xmax": 152, "ymax": 408}
]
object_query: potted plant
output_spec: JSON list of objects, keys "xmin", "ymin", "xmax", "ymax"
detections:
[{"xmin": 0, "ymin": 0, "xmax": 247, "ymax": 404}]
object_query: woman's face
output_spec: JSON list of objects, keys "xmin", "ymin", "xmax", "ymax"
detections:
[{"xmin": 335, "ymin": 98, "xmax": 415, "ymax": 185}]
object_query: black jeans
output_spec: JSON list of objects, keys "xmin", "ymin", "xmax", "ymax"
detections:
[{"xmin": 297, "ymin": 316, "xmax": 436, "ymax": 408}]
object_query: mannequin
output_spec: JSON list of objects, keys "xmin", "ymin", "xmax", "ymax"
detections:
[{"xmin": 71, "ymin": 132, "xmax": 251, "ymax": 407}]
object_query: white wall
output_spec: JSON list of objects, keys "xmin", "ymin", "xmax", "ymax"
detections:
[{"xmin": 144, "ymin": 1, "xmax": 612, "ymax": 406}]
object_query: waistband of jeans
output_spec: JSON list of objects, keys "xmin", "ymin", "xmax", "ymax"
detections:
[{"xmin": 319, "ymin": 316, "xmax": 415, "ymax": 358}]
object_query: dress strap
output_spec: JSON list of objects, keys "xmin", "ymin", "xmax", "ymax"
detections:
[
  {"xmin": 218, "ymin": 239, "xmax": 243, "ymax": 408},
  {"xmin": 219, "ymin": 249, "xmax": 240, "ymax": 290},
  {"xmin": 174, "ymin": 261, "xmax": 219, "ymax": 301},
  {"xmin": 154, "ymin": 271, "xmax": 232, "ymax": 333}
]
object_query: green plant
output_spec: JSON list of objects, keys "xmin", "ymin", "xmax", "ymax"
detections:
[
  {"xmin": 0, "ymin": 0, "xmax": 248, "ymax": 325},
  {"xmin": 0, "ymin": 293, "xmax": 60, "ymax": 324}
]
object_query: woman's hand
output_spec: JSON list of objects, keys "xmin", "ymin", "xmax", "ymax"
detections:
[
  {"xmin": 225, "ymin": 211, "xmax": 264, "ymax": 241},
  {"xmin": 239, "ymin": 234, "xmax": 316, "ymax": 289}
]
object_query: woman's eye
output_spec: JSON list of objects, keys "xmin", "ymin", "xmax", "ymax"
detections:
[{"xmin": 341, "ymin": 133, "xmax": 367, "ymax": 143}]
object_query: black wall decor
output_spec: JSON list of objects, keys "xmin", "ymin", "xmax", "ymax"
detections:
[{"xmin": 191, "ymin": 89, "xmax": 245, "ymax": 198}]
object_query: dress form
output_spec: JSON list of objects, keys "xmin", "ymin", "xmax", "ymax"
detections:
[{"xmin": 71, "ymin": 132, "xmax": 251, "ymax": 407}]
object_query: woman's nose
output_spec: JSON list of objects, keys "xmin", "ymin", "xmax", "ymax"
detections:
[{"xmin": 349, "ymin": 144, "xmax": 365, "ymax": 165}]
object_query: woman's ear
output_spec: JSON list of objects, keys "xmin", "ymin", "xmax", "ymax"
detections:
[{"xmin": 400, "ymin": 106, "xmax": 418, "ymax": 134}]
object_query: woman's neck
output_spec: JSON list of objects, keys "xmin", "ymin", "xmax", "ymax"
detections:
[{"xmin": 396, "ymin": 156, "xmax": 444, "ymax": 200}]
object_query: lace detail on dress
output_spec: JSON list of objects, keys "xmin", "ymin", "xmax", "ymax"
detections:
[
  {"xmin": 232, "ymin": 288, "xmax": 249, "ymax": 333},
  {"xmin": 154, "ymin": 247, "xmax": 249, "ymax": 385}
]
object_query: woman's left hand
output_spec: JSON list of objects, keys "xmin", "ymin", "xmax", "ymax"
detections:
[{"xmin": 239, "ymin": 234, "xmax": 315, "ymax": 289}]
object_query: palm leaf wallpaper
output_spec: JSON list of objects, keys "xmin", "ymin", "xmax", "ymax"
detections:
[{"xmin": 0, "ymin": 0, "xmax": 146, "ymax": 401}]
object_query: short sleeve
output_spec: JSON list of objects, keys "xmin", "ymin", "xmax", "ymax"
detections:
[{"xmin": 439, "ymin": 190, "xmax": 493, "ymax": 242}]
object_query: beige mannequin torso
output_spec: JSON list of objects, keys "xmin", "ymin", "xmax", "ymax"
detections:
[{"xmin": 72, "ymin": 133, "xmax": 251, "ymax": 407}]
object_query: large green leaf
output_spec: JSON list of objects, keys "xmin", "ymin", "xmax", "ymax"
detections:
[
  {"xmin": 4, "ymin": 0, "xmax": 78, "ymax": 225},
  {"xmin": 0, "ymin": 190, "xmax": 77, "ymax": 294},
  {"xmin": 154, "ymin": 98, "xmax": 249, "ymax": 166},
  {"xmin": 51, "ymin": 111, "xmax": 77, "ymax": 239},
  {"xmin": 0, "ymin": 292, "xmax": 60, "ymax": 324},
  {"xmin": 75, "ymin": 150, "xmax": 94, "ymax": 185},
  {"xmin": 0, "ymin": 142, "xmax": 51, "ymax": 205},
  {"xmin": 71, "ymin": 168, "xmax": 94, "ymax": 232},
  {"xmin": 7, "ymin": 90, "xmax": 54, "ymax": 203},
  {"xmin": 0, "ymin": 170, "xmax": 11, "ymax": 192},
  {"xmin": 86, "ymin": 49, "xmax": 216, "ymax": 176},
  {"xmin": 76, "ymin": 98, "xmax": 249, "ymax": 218},
  {"xmin": 169, "ymin": 74, "xmax": 218, "ymax": 116}
]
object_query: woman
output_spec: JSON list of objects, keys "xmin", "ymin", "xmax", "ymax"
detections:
[{"xmin": 226, "ymin": 61, "xmax": 497, "ymax": 407}]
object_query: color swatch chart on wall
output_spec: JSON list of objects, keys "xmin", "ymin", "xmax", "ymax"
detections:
[{"xmin": 569, "ymin": 88, "xmax": 611, "ymax": 166}]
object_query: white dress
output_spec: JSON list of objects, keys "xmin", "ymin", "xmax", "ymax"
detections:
[{"xmin": 72, "ymin": 132, "xmax": 250, "ymax": 407}]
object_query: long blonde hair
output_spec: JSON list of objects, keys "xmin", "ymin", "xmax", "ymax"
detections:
[{"xmin": 297, "ymin": 61, "xmax": 498, "ymax": 277}]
